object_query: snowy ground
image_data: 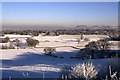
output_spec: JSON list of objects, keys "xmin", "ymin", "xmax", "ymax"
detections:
[
  {"xmin": 0, "ymin": 47, "xmax": 114, "ymax": 78},
  {"xmin": 34, "ymin": 35, "xmax": 109, "ymax": 47},
  {"xmin": 0, "ymin": 35, "xmax": 118, "ymax": 78}
]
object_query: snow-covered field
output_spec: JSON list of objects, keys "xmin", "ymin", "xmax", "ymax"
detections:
[
  {"xmin": 0, "ymin": 48, "xmax": 111, "ymax": 78},
  {"xmin": 0, "ymin": 35, "xmax": 117, "ymax": 78},
  {"xmin": 34, "ymin": 35, "xmax": 109, "ymax": 47}
]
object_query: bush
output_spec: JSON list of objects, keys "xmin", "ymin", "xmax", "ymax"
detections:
[
  {"xmin": 70, "ymin": 62, "xmax": 98, "ymax": 80},
  {"xmin": 26, "ymin": 38, "xmax": 39, "ymax": 47},
  {"xmin": 0, "ymin": 37, "xmax": 10, "ymax": 43},
  {"xmin": 84, "ymin": 38, "xmax": 90, "ymax": 41},
  {"xmin": 76, "ymin": 49, "xmax": 91, "ymax": 60},
  {"xmin": 43, "ymin": 47, "xmax": 56, "ymax": 56},
  {"xmin": 14, "ymin": 39, "xmax": 20, "ymax": 46},
  {"xmin": 9, "ymin": 44, "xmax": 15, "ymax": 49},
  {"xmin": 44, "ymin": 40, "xmax": 49, "ymax": 42},
  {"xmin": 1, "ymin": 44, "xmax": 15, "ymax": 49},
  {"xmin": 1, "ymin": 45, "xmax": 8, "ymax": 49}
]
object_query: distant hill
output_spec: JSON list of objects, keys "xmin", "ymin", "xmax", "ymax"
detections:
[
  {"xmin": 75, "ymin": 25, "xmax": 118, "ymax": 30},
  {"xmin": 76, "ymin": 25, "xmax": 88, "ymax": 29},
  {"xmin": 2, "ymin": 24, "xmax": 118, "ymax": 30},
  {"xmin": 2, "ymin": 25, "xmax": 72, "ymax": 30}
]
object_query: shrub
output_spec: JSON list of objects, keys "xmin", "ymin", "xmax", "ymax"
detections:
[
  {"xmin": 84, "ymin": 38, "xmax": 90, "ymax": 41},
  {"xmin": 77, "ymin": 49, "xmax": 91, "ymax": 60},
  {"xmin": 0, "ymin": 37, "xmax": 10, "ymax": 43},
  {"xmin": 26, "ymin": 38, "xmax": 39, "ymax": 47},
  {"xmin": 60, "ymin": 57, "xmax": 64, "ymax": 58},
  {"xmin": 9, "ymin": 44, "xmax": 15, "ymax": 49},
  {"xmin": 43, "ymin": 47, "xmax": 56, "ymax": 56},
  {"xmin": 70, "ymin": 62, "xmax": 98, "ymax": 80},
  {"xmin": 1, "ymin": 45, "xmax": 8, "ymax": 49},
  {"xmin": 44, "ymin": 40, "xmax": 49, "ymax": 42},
  {"xmin": 14, "ymin": 39, "xmax": 20, "ymax": 46}
]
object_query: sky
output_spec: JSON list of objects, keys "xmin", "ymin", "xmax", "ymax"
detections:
[
  {"xmin": 2, "ymin": 2, "xmax": 118, "ymax": 28},
  {"xmin": 1, "ymin": 0, "xmax": 120, "ymax": 2}
]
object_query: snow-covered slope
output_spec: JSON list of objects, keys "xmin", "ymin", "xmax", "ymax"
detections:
[
  {"xmin": 0, "ymin": 34, "xmax": 114, "ymax": 78},
  {"xmin": 0, "ymin": 47, "xmax": 114, "ymax": 78}
]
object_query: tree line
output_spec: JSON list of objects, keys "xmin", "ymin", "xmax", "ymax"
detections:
[{"xmin": 1, "ymin": 29, "xmax": 119, "ymax": 36}]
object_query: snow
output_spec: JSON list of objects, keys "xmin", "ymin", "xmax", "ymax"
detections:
[
  {"xmin": 0, "ymin": 34, "xmax": 116, "ymax": 78},
  {"xmin": 4, "ymin": 34, "xmax": 32, "ymax": 38},
  {"xmin": 2, "ymin": 65, "xmax": 60, "ymax": 72},
  {"xmin": 34, "ymin": 35, "xmax": 109, "ymax": 47},
  {"xmin": 33, "ymin": 35, "xmax": 60, "ymax": 42},
  {"xmin": 0, "ymin": 43, "xmax": 9, "ymax": 46},
  {"xmin": 0, "ymin": 47, "xmax": 114, "ymax": 78}
]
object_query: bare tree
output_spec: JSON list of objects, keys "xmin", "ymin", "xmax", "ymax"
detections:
[
  {"xmin": 86, "ymin": 39, "xmax": 111, "ymax": 51},
  {"xmin": 85, "ymin": 39, "xmax": 111, "ymax": 58}
]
